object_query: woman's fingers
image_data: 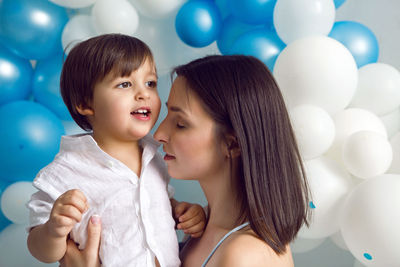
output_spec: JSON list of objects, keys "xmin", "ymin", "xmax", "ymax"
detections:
[
  {"xmin": 84, "ymin": 215, "xmax": 102, "ymax": 266},
  {"xmin": 59, "ymin": 215, "xmax": 102, "ymax": 267}
]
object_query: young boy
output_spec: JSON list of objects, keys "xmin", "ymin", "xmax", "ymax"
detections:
[{"xmin": 27, "ymin": 34, "xmax": 206, "ymax": 267}]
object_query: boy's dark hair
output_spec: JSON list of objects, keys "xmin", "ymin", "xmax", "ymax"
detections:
[
  {"xmin": 60, "ymin": 34, "xmax": 154, "ymax": 131},
  {"xmin": 173, "ymin": 55, "xmax": 310, "ymax": 254}
]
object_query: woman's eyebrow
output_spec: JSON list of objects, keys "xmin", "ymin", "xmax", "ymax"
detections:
[{"xmin": 165, "ymin": 102, "xmax": 188, "ymax": 116}]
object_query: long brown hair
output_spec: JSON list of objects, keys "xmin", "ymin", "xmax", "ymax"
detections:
[{"xmin": 173, "ymin": 55, "xmax": 310, "ymax": 254}]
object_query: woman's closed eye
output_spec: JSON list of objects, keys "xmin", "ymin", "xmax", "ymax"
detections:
[{"xmin": 176, "ymin": 123, "xmax": 185, "ymax": 129}]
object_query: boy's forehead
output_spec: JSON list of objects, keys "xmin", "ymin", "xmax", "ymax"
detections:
[{"xmin": 101, "ymin": 58, "xmax": 156, "ymax": 81}]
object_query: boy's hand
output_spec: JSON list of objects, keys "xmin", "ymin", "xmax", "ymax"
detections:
[
  {"xmin": 46, "ymin": 189, "xmax": 88, "ymax": 239},
  {"xmin": 174, "ymin": 202, "xmax": 206, "ymax": 238}
]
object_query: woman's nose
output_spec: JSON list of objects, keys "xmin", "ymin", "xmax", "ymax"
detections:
[{"xmin": 154, "ymin": 121, "xmax": 168, "ymax": 143}]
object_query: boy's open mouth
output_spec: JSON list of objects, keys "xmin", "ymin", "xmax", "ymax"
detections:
[{"xmin": 131, "ymin": 108, "xmax": 151, "ymax": 118}]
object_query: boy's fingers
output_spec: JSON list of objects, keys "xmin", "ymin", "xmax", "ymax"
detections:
[
  {"xmin": 178, "ymin": 206, "xmax": 203, "ymax": 223},
  {"xmin": 177, "ymin": 216, "xmax": 205, "ymax": 231},
  {"xmin": 66, "ymin": 193, "xmax": 88, "ymax": 213},
  {"xmin": 58, "ymin": 204, "xmax": 85, "ymax": 222},
  {"xmin": 174, "ymin": 202, "xmax": 190, "ymax": 218},
  {"xmin": 57, "ymin": 190, "xmax": 88, "ymax": 213},
  {"xmin": 84, "ymin": 215, "xmax": 102, "ymax": 260},
  {"xmin": 182, "ymin": 222, "xmax": 206, "ymax": 235},
  {"xmin": 190, "ymin": 231, "xmax": 204, "ymax": 238}
]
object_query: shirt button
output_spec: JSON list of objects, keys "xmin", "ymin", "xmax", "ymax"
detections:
[{"xmin": 107, "ymin": 161, "xmax": 114, "ymax": 168}]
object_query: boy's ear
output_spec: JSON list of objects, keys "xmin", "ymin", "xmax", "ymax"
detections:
[
  {"xmin": 224, "ymin": 134, "xmax": 240, "ymax": 158},
  {"xmin": 76, "ymin": 104, "xmax": 94, "ymax": 116}
]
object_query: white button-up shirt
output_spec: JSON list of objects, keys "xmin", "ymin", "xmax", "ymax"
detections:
[{"xmin": 27, "ymin": 134, "xmax": 180, "ymax": 267}]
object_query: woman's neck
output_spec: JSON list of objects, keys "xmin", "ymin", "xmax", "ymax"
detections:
[{"xmin": 199, "ymin": 161, "xmax": 243, "ymax": 230}]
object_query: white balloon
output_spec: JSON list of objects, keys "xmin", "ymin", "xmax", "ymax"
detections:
[
  {"xmin": 49, "ymin": 0, "xmax": 97, "ymax": 9},
  {"xmin": 341, "ymin": 174, "xmax": 400, "ymax": 267},
  {"xmin": 298, "ymin": 156, "xmax": 352, "ymax": 239},
  {"xmin": 273, "ymin": 0, "xmax": 336, "ymax": 44},
  {"xmin": 0, "ymin": 224, "xmax": 58, "ymax": 267},
  {"xmin": 273, "ymin": 36, "xmax": 358, "ymax": 115},
  {"xmin": 129, "ymin": 0, "xmax": 185, "ymax": 19},
  {"xmin": 291, "ymin": 236, "xmax": 325, "ymax": 254},
  {"xmin": 327, "ymin": 108, "xmax": 387, "ymax": 161},
  {"xmin": 330, "ymin": 231, "xmax": 349, "ymax": 251},
  {"xmin": 62, "ymin": 15, "xmax": 98, "ymax": 54},
  {"xmin": 388, "ymin": 132, "xmax": 400, "ymax": 174},
  {"xmin": 92, "ymin": 0, "xmax": 139, "ymax": 36},
  {"xmin": 380, "ymin": 108, "xmax": 400, "ymax": 139},
  {"xmin": 289, "ymin": 105, "xmax": 335, "ymax": 160},
  {"xmin": 1, "ymin": 182, "xmax": 37, "ymax": 225},
  {"xmin": 349, "ymin": 63, "xmax": 400, "ymax": 116},
  {"xmin": 343, "ymin": 131, "xmax": 392, "ymax": 179}
]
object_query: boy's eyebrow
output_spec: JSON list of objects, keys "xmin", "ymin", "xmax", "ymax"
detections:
[
  {"xmin": 165, "ymin": 102, "xmax": 188, "ymax": 116},
  {"xmin": 148, "ymin": 70, "xmax": 158, "ymax": 78}
]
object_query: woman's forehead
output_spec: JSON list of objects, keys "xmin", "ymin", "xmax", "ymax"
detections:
[{"xmin": 169, "ymin": 77, "xmax": 213, "ymax": 121}]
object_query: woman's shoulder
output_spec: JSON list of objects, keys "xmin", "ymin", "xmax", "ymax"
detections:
[{"xmin": 214, "ymin": 230, "xmax": 294, "ymax": 267}]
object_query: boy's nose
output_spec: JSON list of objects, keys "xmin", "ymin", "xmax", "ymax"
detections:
[{"xmin": 135, "ymin": 87, "xmax": 150, "ymax": 100}]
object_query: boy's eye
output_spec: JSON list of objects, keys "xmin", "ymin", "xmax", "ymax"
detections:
[
  {"xmin": 146, "ymin": 80, "xmax": 157, "ymax": 88},
  {"xmin": 117, "ymin": 81, "xmax": 132, "ymax": 88},
  {"xmin": 176, "ymin": 123, "xmax": 185, "ymax": 129}
]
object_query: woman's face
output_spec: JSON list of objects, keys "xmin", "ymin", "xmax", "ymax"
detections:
[{"xmin": 154, "ymin": 76, "xmax": 226, "ymax": 180}]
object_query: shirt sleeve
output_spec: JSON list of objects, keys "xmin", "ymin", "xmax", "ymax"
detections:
[{"xmin": 26, "ymin": 190, "xmax": 54, "ymax": 232}]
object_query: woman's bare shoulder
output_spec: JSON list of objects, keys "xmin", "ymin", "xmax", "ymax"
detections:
[{"xmin": 214, "ymin": 231, "xmax": 294, "ymax": 267}]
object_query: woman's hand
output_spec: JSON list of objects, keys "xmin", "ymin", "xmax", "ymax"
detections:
[{"xmin": 59, "ymin": 215, "xmax": 102, "ymax": 267}]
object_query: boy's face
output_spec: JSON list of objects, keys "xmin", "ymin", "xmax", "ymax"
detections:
[{"xmin": 83, "ymin": 58, "xmax": 161, "ymax": 143}]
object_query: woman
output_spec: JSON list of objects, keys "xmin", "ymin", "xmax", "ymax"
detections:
[{"xmin": 60, "ymin": 55, "xmax": 310, "ymax": 267}]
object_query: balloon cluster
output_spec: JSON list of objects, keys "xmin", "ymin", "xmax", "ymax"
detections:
[{"xmin": 0, "ymin": 0, "xmax": 399, "ymax": 266}]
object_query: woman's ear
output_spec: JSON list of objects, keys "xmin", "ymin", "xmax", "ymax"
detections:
[
  {"xmin": 224, "ymin": 134, "xmax": 240, "ymax": 158},
  {"xmin": 76, "ymin": 104, "xmax": 94, "ymax": 116}
]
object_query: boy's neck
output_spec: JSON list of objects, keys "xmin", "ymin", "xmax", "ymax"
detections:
[{"xmin": 92, "ymin": 133, "xmax": 143, "ymax": 177}]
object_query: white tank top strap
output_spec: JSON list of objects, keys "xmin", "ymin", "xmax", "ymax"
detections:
[{"xmin": 201, "ymin": 222, "xmax": 250, "ymax": 267}]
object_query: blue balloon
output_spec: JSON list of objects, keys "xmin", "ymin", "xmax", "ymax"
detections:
[
  {"xmin": 217, "ymin": 16, "xmax": 262, "ymax": 55},
  {"xmin": 0, "ymin": 44, "xmax": 33, "ymax": 106},
  {"xmin": 33, "ymin": 54, "xmax": 71, "ymax": 120},
  {"xmin": 215, "ymin": 0, "xmax": 230, "ymax": 19},
  {"xmin": 229, "ymin": 0, "xmax": 277, "ymax": 25},
  {"xmin": 0, "ymin": 101, "xmax": 65, "ymax": 182},
  {"xmin": 334, "ymin": 0, "xmax": 347, "ymax": 9},
  {"xmin": 229, "ymin": 28, "xmax": 286, "ymax": 71},
  {"xmin": 0, "ymin": 0, "xmax": 68, "ymax": 60},
  {"xmin": 175, "ymin": 0, "xmax": 222, "ymax": 47},
  {"xmin": 0, "ymin": 180, "xmax": 12, "ymax": 231},
  {"xmin": 329, "ymin": 21, "xmax": 379, "ymax": 68}
]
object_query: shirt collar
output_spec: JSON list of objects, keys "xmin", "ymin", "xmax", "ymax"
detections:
[{"xmin": 60, "ymin": 133, "xmax": 161, "ymax": 168}]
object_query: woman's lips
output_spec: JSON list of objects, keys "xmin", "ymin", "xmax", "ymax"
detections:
[{"xmin": 164, "ymin": 154, "xmax": 175, "ymax": 160}]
